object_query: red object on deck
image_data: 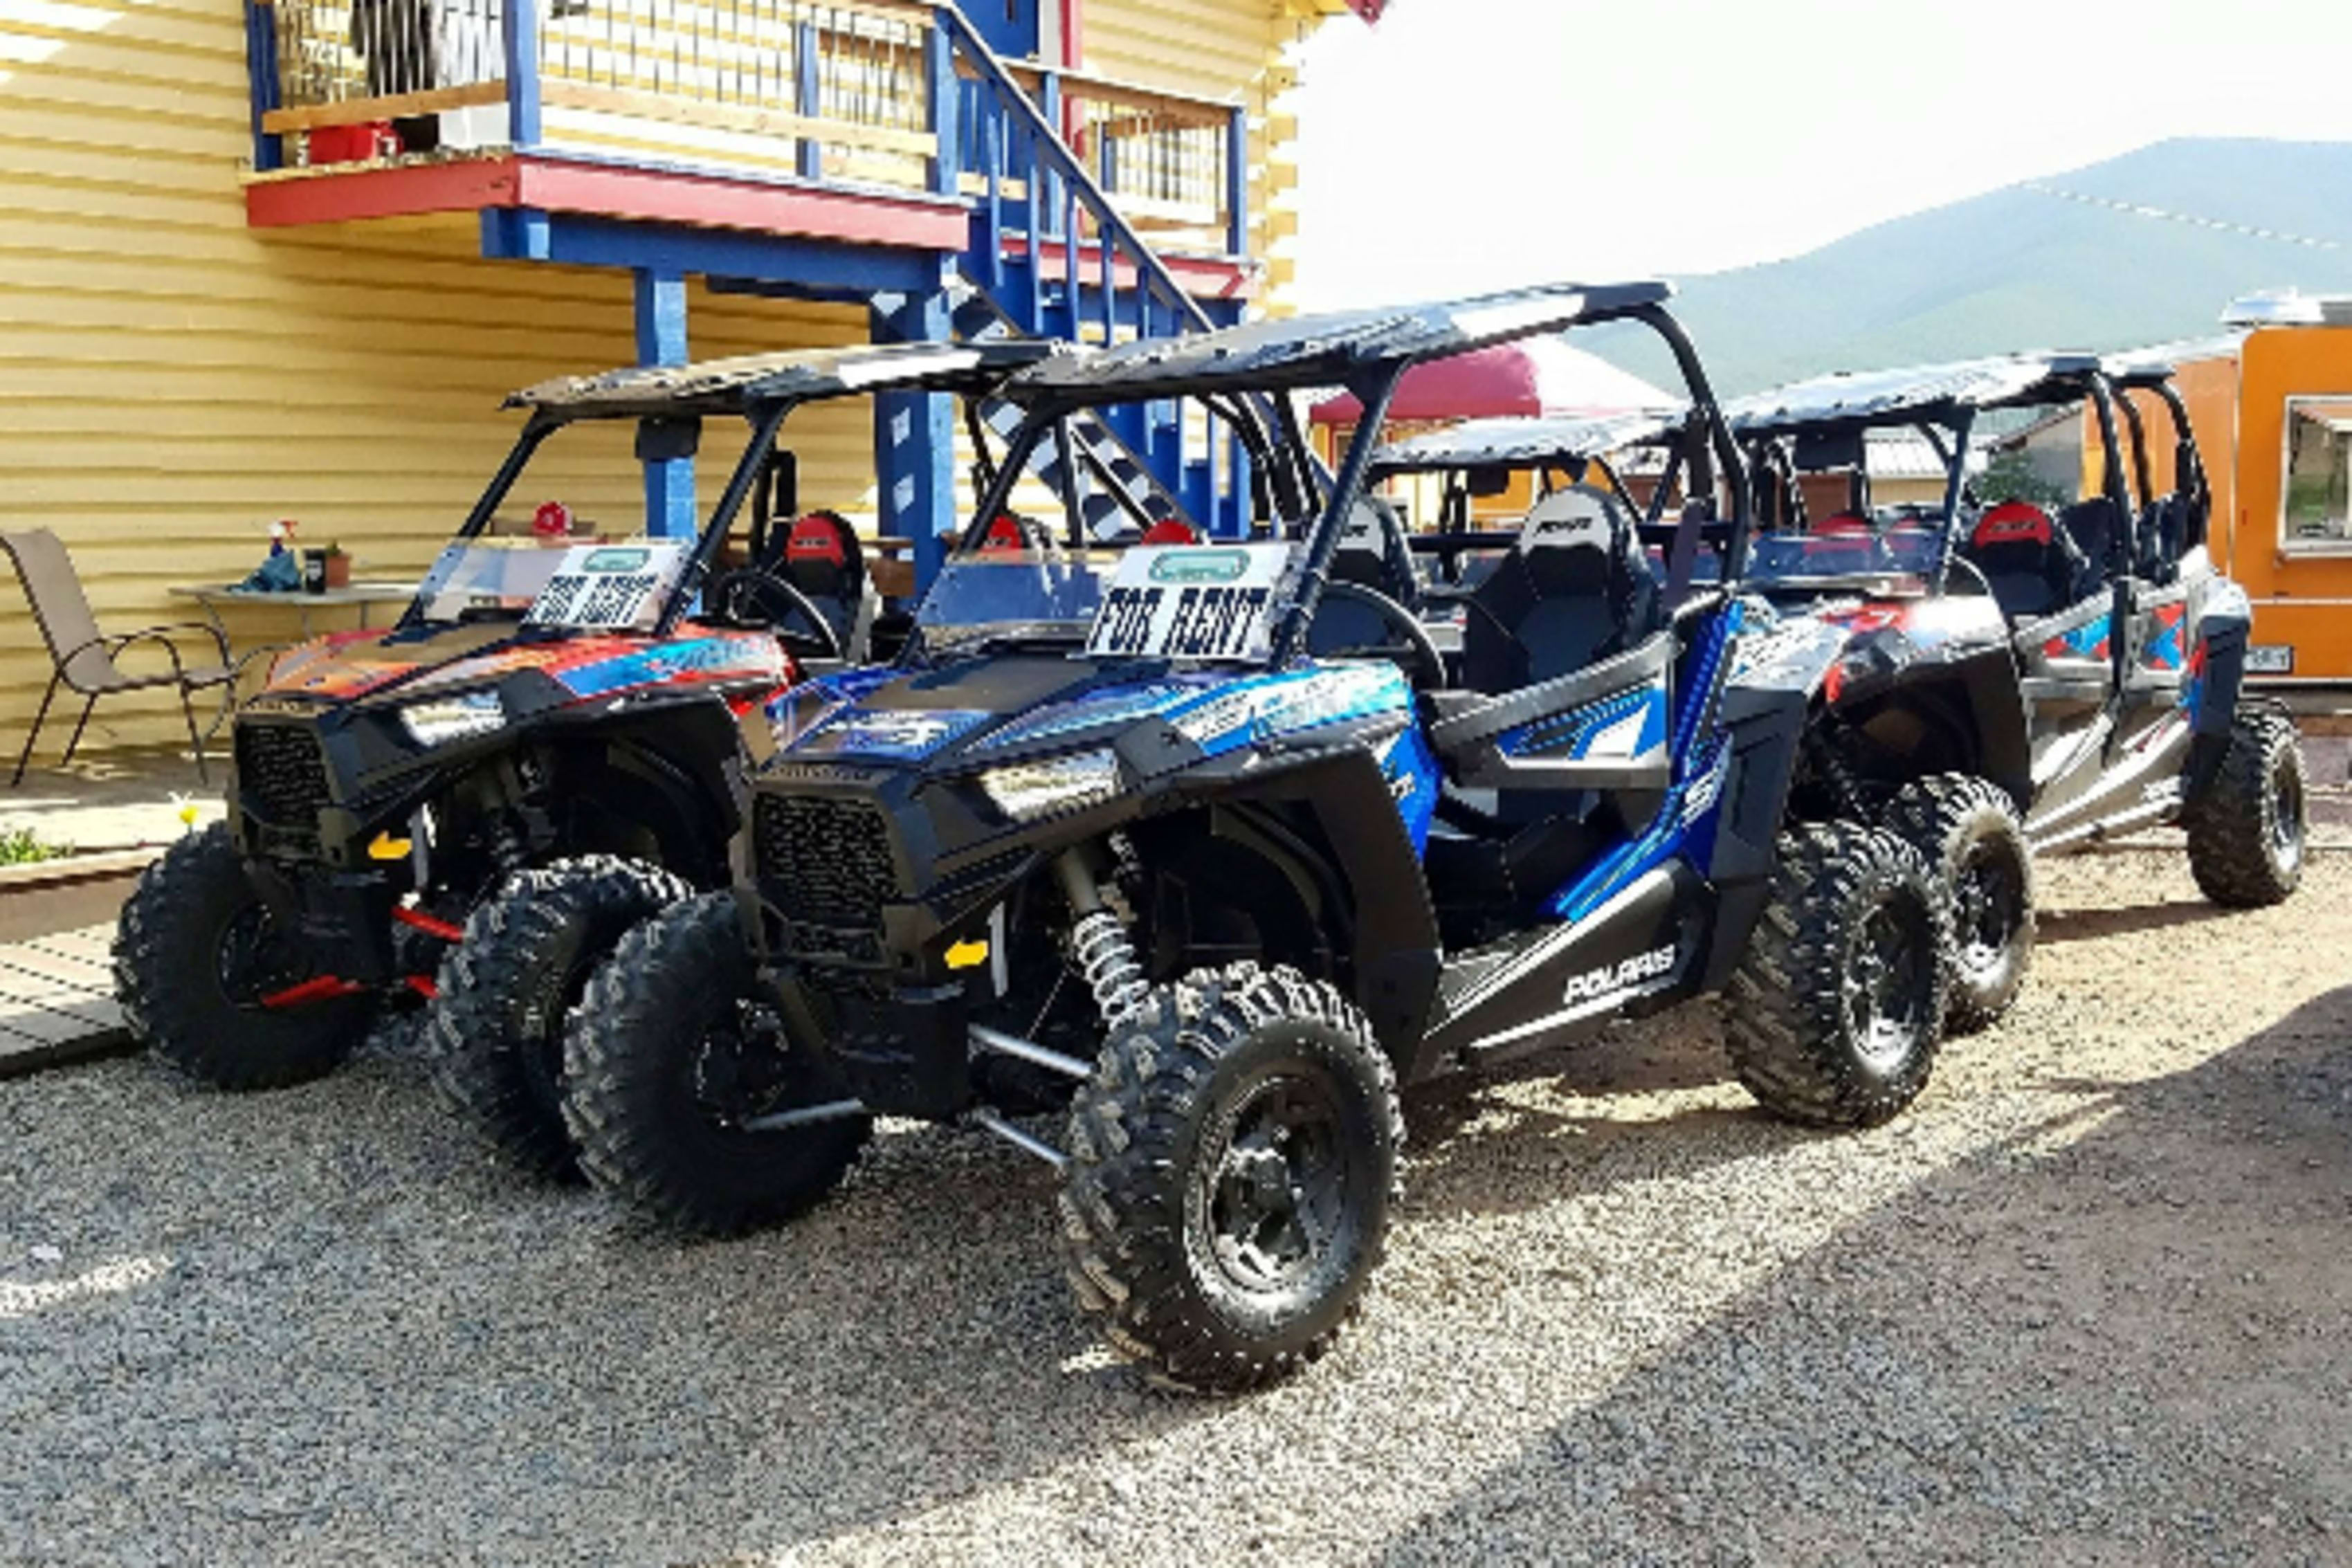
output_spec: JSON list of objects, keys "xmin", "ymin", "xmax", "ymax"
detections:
[
  {"xmin": 307, "ymin": 122, "xmax": 398, "ymax": 165},
  {"xmin": 1345, "ymin": 0, "xmax": 1386, "ymax": 19}
]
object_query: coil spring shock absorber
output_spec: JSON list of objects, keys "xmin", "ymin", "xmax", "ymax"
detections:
[{"xmin": 1055, "ymin": 848, "xmax": 1147, "ymax": 1026}]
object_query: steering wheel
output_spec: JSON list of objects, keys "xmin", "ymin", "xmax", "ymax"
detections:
[
  {"xmin": 1312, "ymin": 581, "xmax": 1448, "ymax": 691},
  {"xmin": 705, "ymin": 567, "xmax": 844, "ymax": 661}
]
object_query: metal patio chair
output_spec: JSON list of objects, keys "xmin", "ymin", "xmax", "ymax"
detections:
[{"xmin": 3, "ymin": 528, "xmax": 248, "ymax": 785}]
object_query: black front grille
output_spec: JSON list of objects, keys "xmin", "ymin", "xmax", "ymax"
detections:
[
  {"xmin": 755, "ymin": 792, "xmax": 899, "ymax": 931},
  {"xmin": 236, "ymin": 722, "xmax": 331, "ymax": 825}
]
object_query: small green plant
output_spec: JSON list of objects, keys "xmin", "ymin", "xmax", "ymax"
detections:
[{"xmin": 0, "ymin": 828, "xmax": 70, "ymax": 866}]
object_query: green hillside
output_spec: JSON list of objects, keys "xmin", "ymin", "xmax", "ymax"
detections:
[{"xmin": 1585, "ymin": 138, "xmax": 2352, "ymax": 396}]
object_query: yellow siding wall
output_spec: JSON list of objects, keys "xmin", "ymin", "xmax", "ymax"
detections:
[
  {"xmin": 0, "ymin": 0, "xmax": 1318, "ymax": 755},
  {"xmin": 1083, "ymin": 0, "xmax": 1306, "ymax": 304}
]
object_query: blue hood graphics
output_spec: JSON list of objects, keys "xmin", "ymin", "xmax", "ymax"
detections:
[{"xmin": 771, "ymin": 659, "xmax": 1415, "ymax": 769}]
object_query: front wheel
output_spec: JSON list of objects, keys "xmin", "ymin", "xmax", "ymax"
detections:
[
  {"xmin": 1884, "ymin": 773, "xmax": 2034, "ymax": 1035},
  {"xmin": 563, "ymin": 893, "xmax": 870, "ymax": 1236},
  {"xmin": 1060, "ymin": 963, "xmax": 1403, "ymax": 1394},
  {"xmin": 2186, "ymin": 706, "xmax": 2306, "ymax": 909},
  {"xmin": 113, "ymin": 823, "xmax": 376, "ymax": 1089},
  {"xmin": 428, "ymin": 855, "xmax": 690, "ymax": 1183},
  {"xmin": 1725, "ymin": 822, "xmax": 1951, "ymax": 1128}
]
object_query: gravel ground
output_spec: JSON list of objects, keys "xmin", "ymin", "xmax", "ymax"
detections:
[{"xmin": 3, "ymin": 841, "xmax": 2351, "ymax": 1566}]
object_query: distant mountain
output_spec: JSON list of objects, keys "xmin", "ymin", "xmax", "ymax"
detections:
[{"xmin": 1583, "ymin": 139, "xmax": 2352, "ymax": 397}]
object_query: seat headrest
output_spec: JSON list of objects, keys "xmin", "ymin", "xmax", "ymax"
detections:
[
  {"xmin": 1140, "ymin": 518, "xmax": 1202, "ymax": 546},
  {"xmin": 1812, "ymin": 511, "xmax": 1872, "ymax": 538},
  {"xmin": 1974, "ymin": 500, "xmax": 2053, "ymax": 548},
  {"xmin": 981, "ymin": 513, "xmax": 1048, "ymax": 555},
  {"xmin": 1331, "ymin": 496, "xmax": 1416, "ymax": 601},
  {"xmin": 1517, "ymin": 486, "xmax": 1626, "ymax": 596},
  {"xmin": 785, "ymin": 511, "xmax": 854, "ymax": 569}
]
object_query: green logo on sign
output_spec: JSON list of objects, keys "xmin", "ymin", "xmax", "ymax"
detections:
[
  {"xmin": 1149, "ymin": 549, "xmax": 1250, "ymax": 585},
  {"xmin": 582, "ymin": 547, "xmax": 652, "ymax": 574}
]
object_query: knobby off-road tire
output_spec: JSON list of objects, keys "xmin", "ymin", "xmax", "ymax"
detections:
[
  {"xmin": 1061, "ymin": 962, "xmax": 1403, "ymax": 1395},
  {"xmin": 1726, "ymin": 822, "xmax": 1951, "ymax": 1128},
  {"xmin": 428, "ymin": 855, "xmax": 690, "ymax": 1183},
  {"xmin": 113, "ymin": 822, "xmax": 374, "ymax": 1089},
  {"xmin": 2185, "ymin": 706, "xmax": 2306, "ymax": 909},
  {"xmin": 563, "ymin": 892, "xmax": 870, "ymax": 1236},
  {"xmin": 1884, "ymin": 773, "xmax": 2034, "ymax": 1036}
]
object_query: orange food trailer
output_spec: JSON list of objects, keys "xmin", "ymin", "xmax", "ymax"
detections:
[{"xmin": 2098, "ymin": 294, "xmax": 2352, "ymax": 682}]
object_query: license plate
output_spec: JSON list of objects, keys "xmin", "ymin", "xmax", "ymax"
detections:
[{"xmin": 2245, "ymin": 644, "xmax": 2295, "ymax": 675}]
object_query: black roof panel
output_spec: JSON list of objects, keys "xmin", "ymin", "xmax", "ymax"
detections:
[
  {"xmin": 508, "ymin": 340, "xmax": 1058, "ymax": 419},
  {"xmin": 1368, "ymin": 408, "xmax": 1685, "ymax": 474},
  {"xmin": 1725, "ymin": 352, "xmax": 2108, "ymax": 434},
  {"xmin": 1009, "ymin": 281, "xmax": 1673, "ymax": 401}
]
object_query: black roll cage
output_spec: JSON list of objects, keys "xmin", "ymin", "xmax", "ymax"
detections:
[
  {"xmin": 1732, "ymin": 360, "xmax": 2204, "ymax": 594},
  {"xmin": 396, "ymin": 396, "xmax": 801, "ymax": 641},
  {"xmin": 950, "ymin": 300, "xmax": 1751, "ymax": 665}
]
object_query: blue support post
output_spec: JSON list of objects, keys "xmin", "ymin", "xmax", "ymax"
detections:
[
  {"xmin": 1037, "ymin": 72, "xmax": 1065, "ymax": 239},
  {"xmin": 1225, "ymin": 104, "xmax": 1249, "ymax": 259},
  {"xmin": 872, "ymin": 282, "xmax": 960, "ymax": 590},
  {"xmin": 794, "ymin": 17, "xmax": 823, "ymax": 179},
  {"xmin": 244, "ymin": 2, "xmax": 282, "ymax": 171},
  {"xmin": 924, "ymin": 20, "xmax": 959, "ymax": 197},
  {"xmin": 502, "ymin": 0, "xmax": 541, "ymax": 147},
  {"xmin": 635, "ymin": 268, "xmax": 695, "ymax": 540}
]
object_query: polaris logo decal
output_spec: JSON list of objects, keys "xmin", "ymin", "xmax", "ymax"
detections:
[{"xmin": 1562, "ymin": 945, "xmax": 1677, "ymax": 1005}]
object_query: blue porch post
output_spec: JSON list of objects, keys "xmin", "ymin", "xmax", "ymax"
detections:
[
  {"xmin": 244, "ymin": 1, "xmax": 282, "ymax": 171},
  {"xmin": 501, "ymin": 0, "xmax": 541, "ymax": 147},
  {"xmin": 635, "ymin": 268, "xmax": 695, "ymax": 539},
  {"xmin": 872, "ymin": 275, "xmax": 959, "ymax": 588}
]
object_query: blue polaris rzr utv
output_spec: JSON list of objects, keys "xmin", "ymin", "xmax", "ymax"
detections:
[{"xmin": 561, "ymin": 284, "xmax": 1951, "ymax": 1392}]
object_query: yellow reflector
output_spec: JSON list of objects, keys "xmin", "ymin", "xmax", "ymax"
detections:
[
  {"xmin": 368, "ymin": 832, "xmax": 414, "ymax": 861},
  {"xmin": 945, "ymin": 938, "xmax": 990, "ymax": 971}
]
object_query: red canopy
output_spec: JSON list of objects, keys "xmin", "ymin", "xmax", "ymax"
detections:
[{"xmin": 1309, "ymin": 339, "xmax": 1673, "ymax": 426}]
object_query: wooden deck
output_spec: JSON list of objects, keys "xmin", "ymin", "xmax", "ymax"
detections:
[{"xmin": 0, "ymin": 925, "xmax": 133, "ymax": 1078}]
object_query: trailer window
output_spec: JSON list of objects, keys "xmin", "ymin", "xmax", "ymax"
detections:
[{"xmin": 2282, "ymin": 398, "xmax": 2352, "ymax": 549}]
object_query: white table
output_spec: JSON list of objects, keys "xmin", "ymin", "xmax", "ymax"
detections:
[{"xmin": 170, "ymin": 581, "xmax": 419, "ymax": 639}]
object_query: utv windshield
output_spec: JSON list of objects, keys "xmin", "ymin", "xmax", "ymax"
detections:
[
  {"xmin": 405, "ymin": 417, "xmax": 691, "ymax": 632},
  {"xmin": 1745, "ymin": 519, "xmax": 1947, "ymax": 589},
  {"xmin": 914, "ymin": 549, "xmax": 1125, "ymax": 653},
  {"xmin": 911, "ymin": 394, "xmax": 1316, "ymax": 659}
]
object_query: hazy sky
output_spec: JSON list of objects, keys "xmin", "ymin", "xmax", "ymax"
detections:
[{"xmin": 1291, "ymin": 0, "xmax": 2352, "ymax": 307}]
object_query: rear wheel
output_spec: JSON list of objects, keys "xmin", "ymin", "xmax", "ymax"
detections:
[
  {"xmin": 1884, "ymin": 773, "xmax": 2034, "ymax": 1035},
  {"xmin": 2186, "ymin": 706, "xmax": 2306, "ymax": 909},
  {"xmin": 428, "ymin": 855, "xmax": 689, "ymax": 1183},
  {"xmin": 1061, "ymin": 962, "xmax": 1402, "ymax": 1394},
  {"xmin": 112, "ymin": 823, "xmax": 375, "ymax": 1089},
  {"xmin": 1726, "ymin": 822, "xmax": 1951, "ymax": 1128},
  {"xmin": 563, "ymin": 893, "xmax": 870, "ymax": 1236}
]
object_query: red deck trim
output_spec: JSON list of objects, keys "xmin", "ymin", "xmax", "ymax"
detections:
[
  {"xmin": 247, "ymin": 154, "xmax": 969, "ymax": 251},
  {"xmin": 245, "ymin": 158, "xmax": 523, "ymax": 227}
]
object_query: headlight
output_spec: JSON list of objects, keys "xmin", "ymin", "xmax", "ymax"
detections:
[
  {"xmin": 974, "ymin": 749, "xmax": 1120, "ymax": 821},
  {"xmin": 399, "ymin": 691, "xmax": 504, "ymax": 747}
]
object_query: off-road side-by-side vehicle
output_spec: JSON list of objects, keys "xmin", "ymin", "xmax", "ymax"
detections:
[
  {"xmin": 113, "ymin": 342, "xmax": 1048, "ymax": 1177},
  {"xmin": 558, "ymin": 282, "xmax": 1956, "ymax": 1392},
  {"xmin": 1717, "ymin": 352, "xmax": 2304, "ymax": 1021},
  {"xmin": 1371, "ymin": 400, "xmax": 2030, "ymax": 1039}
]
